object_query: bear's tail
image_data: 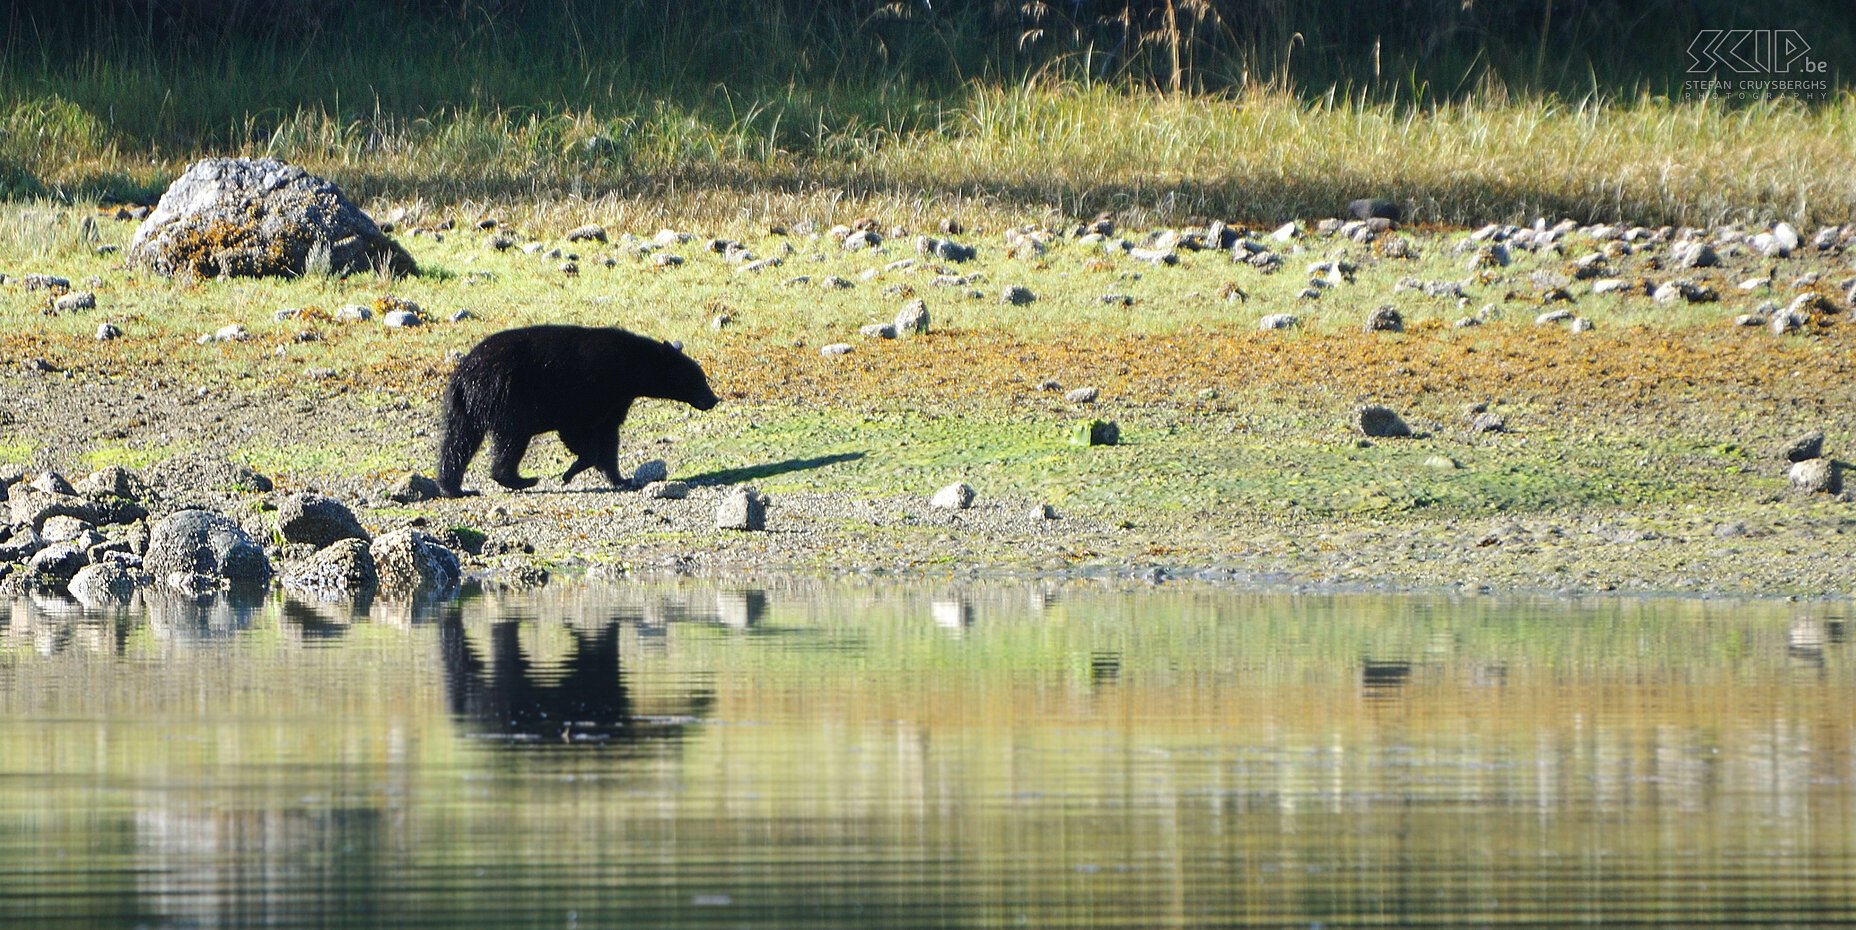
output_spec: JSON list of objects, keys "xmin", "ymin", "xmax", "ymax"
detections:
[{"xmin": 436, "ymin": 377, "xmax": 484, "ymax": 497}]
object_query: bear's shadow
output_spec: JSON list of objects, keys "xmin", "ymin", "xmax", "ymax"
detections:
[{"xmin": 680, "ymin": 451, "xmax": 866, "ymax": 487}]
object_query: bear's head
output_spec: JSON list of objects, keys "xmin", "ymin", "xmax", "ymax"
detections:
[{"xmin": 658, "ymin": 340, "xmax": 720, "ymax": 411}]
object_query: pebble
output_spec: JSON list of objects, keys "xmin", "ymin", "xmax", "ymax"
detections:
[
  {"xmin": 1356, "ymin": 405, "xmax": 1411, "ymax": 438},
  {"xmin": 1569, "ymin": 317, "xmax": 1594, "ymax": 333},
  {"xmin": 716, "ymin": 486, "xmax": 767, "ymax": 530},
  {"xmin": 1258, "ymin": 313, "xmax": 1299, "ymax": 330},
  {"xmin": 860, "ymin": 323, "xmax": 897, "ymax": 339},
  {"xmin": 1064, "ymin": 386, "xmax": 1099, "ymax": 404},
  {"xmin": 1001, "ymin": 285, "xmax": 1036, "ymax": 306},
  {"xmin": 1789, "ymin": 458, "xmax": 1839, "ymax": 494},
  {"xmin": 651, "ymin": 253, "xmax": 684, "ymax": 268},
  {"xmin": 383, "ymin": 309, "xmax": 422, "ymax": 328},
  {"xmin": 1777, "ymin": 431, "xmax": 1825, "ymax": 463},
  {"xmin": 629, "ymin": 459, "xmax": 669, "ymax": 487},
  {"xmin": 565, "ymin": 224, "xmax": 607, "ymax": 243},
  {"xmin": 95, "ymin": 323, "xmax": 121, "ymax": 341},
  {"xmin": 895, "ymin": 298, "xmax": 930, "ymax": 335},
  {"xmin": 931, "ymin": 482, "xmax": 975, "ymax": 510},
  {"xmin": 335, "ymin": 304, "xmax": 372, "ymax": 322},
  {"xmin": 643, "ymin": 480, "xmax": 689, "ymax": 500},
  {"xmin": 53, "ymin": 291, "xmax": 96, "ymax": 312},
  {"xmin": 1363, "ymin": 306, "xmax": 1403, "ymax": 333},
  {"xmin": 820, "ymin": 343, "xmax": 854, "ymax": 356}
]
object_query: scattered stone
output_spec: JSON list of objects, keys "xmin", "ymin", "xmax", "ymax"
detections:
[
  {"xmin": 1349, "ymin": 198, "xmax": 1401, "ymax": 222},
  {"xmin": 1789, "ymin": 458, "xmax": 1839, "ymax": 494},
  {"xmin": 1001, "ymin": 285, "xmax": 1036, "ymax": 306},
  {"xmin": 931, "ymin": 482, "xmax": 975, "ymax": 510},
  {"xmin": 277, "ymin": 493, "xmax": 369, "ymax": 547},
  {"xmin": 716, "ymin": 486, "xmax": 768, "ymax": 530},
  {"xmin": 1356, "ymin": 405, "xmax": 1412, "ymax": 438},
  {"xmin": 382, "ymin": 309, "xmax": 422, "ymax": 328},
  {"xmin": 643, "ymin": 480, "xmax": 689, "ymax": 500},
  {"xmin": 144, "ymin": 509, "xmax": 272, "ymax": 582},
  {"xmin": 1064, "ymin": 386, "xmax": 1099, "ymax": 404},
  {"xmin": 282, "ymin": 538, "xmax": 379, "ymax": 600},
  {"xmin": 564, "ymin": 224, "xmax": 607, "ymax": 243},
  {"xmin": 1270, "ymin": 222, "xmax": 1299, "ymax": 242},
  {"xmin": 128, "ymin": 157, "xmax": 414, "ymax": 278},
  {"xmin": 20, "ymin": 273, "xmax": 71, "ymax": 292},
  {"xmin": 335, "ymin": 304, "xmax": 372, "ymax": 322},
  {"xmin": 629, "ymin": 459, "xmax": 669, "ymax": 488},
  {"xmin": 95, "ymin": 323, "xmax": 121, "ymax": 341},
  {"xmin": 1570, "ymin": 317, "xmax": 1594, "ymax": 334},
  {"xmin": 28, "ymin": 543, "xmax": 87, "ymax": 581},
  {"xmin": 1258, "ymin": 313, "xmax": 1299, "ymax": 330},
  {"xmin": 1591, "ymin": 278, "xmax": 1633, "ymax": 296},
  {"xmin": 1672, "ymin": 241, "xmax": 1719, "ymax": 269},
  {"xmin": 860, "ymin": 322, "xmax": 898, "ymax": 339},
  {"xmin": 820, "ymin": 342, "xmax": 854, "ymax": 356},
  {"xmin": 1363, "ymin": 306, "xmax": 1403, "ymax": 333},
  {"xmin": 819, "ymin": 275, "xmax": 853, "ymax": 289},
  {"xmin": 53, "ymin": 291, "xmax": 96, "ymax": 313},
  {"xmin": 369, "ymin": 529, "xmax": 460, "ymax": 595},
  {"xmin": 0, "ymin": 526, "xmax": 42, "ymax": 562},
  {"xmin": 39, "ymin": 515, "xmax": 95, "ymax": 544},
  {"xmin": 651, "ymin": 252, "xmax": 684, "ymax": 268},
  {"xmin": 1070, "ymin": 420, "xmax": 1121, "ymax": 446},
  {"xmin": 1470, "ymin": 412, "xmax": 1507, "ymax": 434},
  {"xmin": 1777, "ymin": 431, "xmax": 1825, "ymax": 463},
  {"xmin": 842, "ymin": 230, "xmax": 882, "ymax": 251}
]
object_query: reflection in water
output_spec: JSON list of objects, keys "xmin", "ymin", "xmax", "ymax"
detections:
[
  {"xmin": 439, "ymin": 612, "xmax": 713, "ymax": 745},
  {"xmin": 0, "ymin": 584, "xmax": 1853, "ymax": 928}
]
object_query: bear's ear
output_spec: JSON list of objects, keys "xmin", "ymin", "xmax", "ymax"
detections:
[{"xmin": 665, "ymin": 339, "xmax": 684, "ymax": 353}]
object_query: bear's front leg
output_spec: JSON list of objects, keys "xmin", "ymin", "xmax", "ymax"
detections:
[{"xmin": 488, "ymin": 431, "xmax": 539, "ymax": 491}]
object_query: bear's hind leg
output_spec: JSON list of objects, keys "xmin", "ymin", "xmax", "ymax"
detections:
[
  {"xmin": 487, "ymin": 430, "xmax": 539, "ymax": 490},
  {"xmin": 437, "ymin": 411, "xmax": 486, "ymax": 497},
  {"xmin": 592, "ymin": 429, "xmax": 626, "ymax": 490}
]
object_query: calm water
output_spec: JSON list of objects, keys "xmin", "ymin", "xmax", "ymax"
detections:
[{"xmin": 1, "ymin": 581, "xmax": 1852, "ymax": 928}]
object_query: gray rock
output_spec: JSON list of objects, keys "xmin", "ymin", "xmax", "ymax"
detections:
[
  {"xmin": 564, "ymin": 224, "xmax": 608, "ymax": 243},
  {"xmin": 860, "ymin": 322, "xmax": 898, "ymax": 339},
  {"xmin": 1570, "ymin": 317, "xmax": 1595, "ymax": 334},
  {"xmin": 128, "ymin": 157, "xmax": 414, "ymax": 278},
  {"xmin": 1258, "ymin": 313, "xmax": 1299, "ymax": 330},
  {"xmin": 144, "ymin": 509, "xmax": 271, "ymax": 582},
  {"xmin": 1071, "ymin": 420, "xmax": 1120, "ymax": 446},
  {"xmin": 382, "ymin": 309, "xmax": 422, "ymax": 328},
  {"xmin": 1348, "ymin": 198, "xmax": 1401, "ymax": 222},
  {"xmin": 643, "ymin": 480, "xmax": 689, "ymax": 500},
  {"xmin": 9, "ymin": 487, "xmax": 139, "ymax": 530},
  {"xmin": 30, "ymin": 472, "xmax": 75, "ymax": 495},
  {"xmin": 54, "ymin": 291, "xmax": 96, "ymax": 312},
  {"xmin": 820, "ymin": 343, "xmax": 854, "ymax": 356},
  {"xmin": 1357, "ymin": 405, "xmax": 1412, "ymax": 438},
  {"xmin": 67, "ymin": 562, "xmax": 151, "ymax": 606},
  {"xmin": 1001, "ymin": 285, "xmax": 1036, "ymax": 306},
  {"xmin": 0, "ymin": 526, "xmax": 43, "ymax": 561},
  {"xmin": 145, "ymin": 455, "xmax": 272, "ymax": 494},
  {"xmin": 39, "ymin": 515, "xmax": 96, "ymax": 544},
  {"xmin": 335, "ymin": 304, "xmax": 372, "ymax": 322},
  {"xmin": 1672, "ymin": 241, "xmax": 1719, "ymax": 269},
  {"xmin": 1363, "ymin": 306, "xmax": 1404, "ymax": 333},
  {"xmin": 1773, "ymin": 222, "xmax": 1801, "ymax": 254},
  {"xmin": 1470, "ymin": 412, "xmax": 1507, "ymax": 434},
  {"xmin": 387, "ymin": 472, "xmax": 441, "ymax": 504},
  {"xmin": 1789, "ymin": 458, "xmax": 1839, "ymax": 494},
  {"xmin": 27, "ymin": 543, "xmax": 86, "ymax": 580},
  {"xmin": 895, "ymin": 299, "xmax": 930, "ymax": 335},
  {"xmin": 276, "ymin": 493, "xmax": 369, "ymax": 547},
  {"xmin": 95, "ymin": 322, "xmax": 122, "ymax": 341},
  {"xmin": 716, "ymin": 486, "xmax": 767, "ymax": 531},
  {"xmin": 1064, "ymin": 386, "xmax": 1100, "ymax": 404},
  {"xmin": 1777, "ymin": 431, "xmax": 1825, "ymax": 463},
  {"xmin": 931, "ymin": 482, "xmax": 975, "ymax": 510},
  {"xmin": 629, "ymin": 459, "xmax": 669, "ymax": 487},
  {"xmin": 282, "ymin": 538, "xmax": 379, "ymax": 601},
  {"xmin": 20, "ymin": 273, "xmax": 71, "ymax": 291},
  {"xmin": 369, "ymin": 529, "xmax": 460, "ymax": 595},
  {"xmin": 842, "ymin": 230, "xmax": 881, "ymax": 251}
]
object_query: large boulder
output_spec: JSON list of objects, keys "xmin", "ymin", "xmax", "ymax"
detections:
[
  {"xmin": 128, "ymin": 157, "xmax": 415, "ymax": 278},
  {"xmin": 143, "ymin": 509, "xmax": 272, "ymax": 583}
]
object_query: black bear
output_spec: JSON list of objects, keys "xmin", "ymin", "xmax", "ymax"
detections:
[{"xmin": 436, "ymin": 325, "xmax": 719, "ymax": 497}]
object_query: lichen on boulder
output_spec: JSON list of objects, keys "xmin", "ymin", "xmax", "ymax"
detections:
[{"xmin": 129, "ymin": 157, "xmax": 415, "ymax": 279}]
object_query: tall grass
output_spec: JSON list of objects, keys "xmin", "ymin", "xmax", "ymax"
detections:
[{"xmin": 1, "ymin": 1, "xmax": 1852, "ymax": 225}]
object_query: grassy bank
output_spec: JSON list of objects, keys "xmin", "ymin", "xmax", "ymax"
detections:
[{"xmin": 7, "ymin": 85, "xmax": 1856, "ymax": 230}]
